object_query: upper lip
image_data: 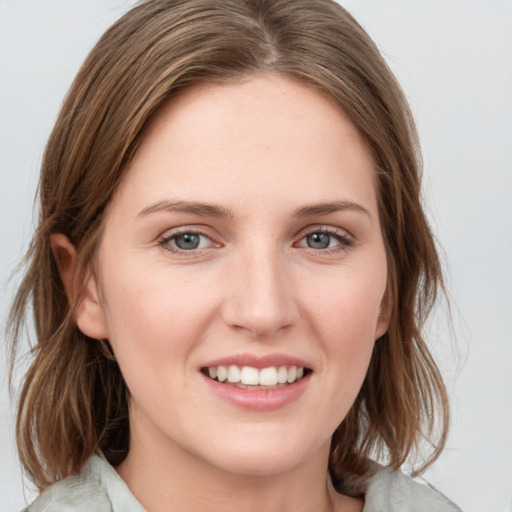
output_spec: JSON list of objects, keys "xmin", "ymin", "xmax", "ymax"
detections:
[{"xmin": 201, "ymin": 353, "xmax": 311, "ymax": 370}]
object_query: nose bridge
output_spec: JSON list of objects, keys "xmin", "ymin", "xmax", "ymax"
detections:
[{"xmin": 223, "ymin": 239, "xmax": 296, "ymax": 337}]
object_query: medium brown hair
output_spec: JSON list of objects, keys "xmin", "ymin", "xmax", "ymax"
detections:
[{"xmin": 8, "ymin": 0, "xmax": 448, "ymax": 490}]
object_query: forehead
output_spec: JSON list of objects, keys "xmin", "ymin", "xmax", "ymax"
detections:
[
  {"xmin": 142, "ymin": 74, "xmax": 368, "ymax": 156},
  {"xmin": 113, "ymin": 74, "xmax": 378, "ymax": 216}
]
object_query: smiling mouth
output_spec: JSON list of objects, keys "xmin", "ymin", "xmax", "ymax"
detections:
[{"xmin": 201, "ymin": 365, "xmax": 311, "ymax": 389}]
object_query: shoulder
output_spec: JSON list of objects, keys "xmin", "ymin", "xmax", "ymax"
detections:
[
  {"xmin": 23, "ymin": 468, "xmax": 111, "ymax": 512},
  {"xmin": 24, "ymin": 455, "xmax": 145, "ymax": 512},
  {"xmin": 363, "ymin": 465, "xmax": 462, "ymax": 512}
]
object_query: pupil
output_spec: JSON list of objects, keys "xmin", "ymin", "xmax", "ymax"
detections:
[
  {"xmin": 175, "ymin": 233, "xmax": 200, "ymax": 250},
  {"xmin": 307, "ymin": 232, "xmax": 330, "ymax": 249}
]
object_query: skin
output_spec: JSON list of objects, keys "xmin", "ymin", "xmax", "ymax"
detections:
[{"xmin": 54, "ymin": 75, "xmax": 389, "ymax": 512}]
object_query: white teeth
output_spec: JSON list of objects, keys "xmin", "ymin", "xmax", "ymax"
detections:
[
  {"xmin": 227, "ymin": 365, "xmax": 241, "ymax": 383},
  {"xmin": 277, "ymin": 366, "xmax": 288, "ymax": 384},
  {"xmin": 259, "ymin": 367, "xmax": 278, "ymax": 386},
  {"xmin": 287, "ymin": 366, "xmax": 297, "ymax": 383},
  {"xmin": 240, "ymin": 366, "xmax": 259, "ymax": 385},
  {"xmin": 206, "ymin": 364, "xmax": 306, "ymax": 385},
  {"xmin": 217, "ymin": 365, "xmax": 227, "ymax": 382}
]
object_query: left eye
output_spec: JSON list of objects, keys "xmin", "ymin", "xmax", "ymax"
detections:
[
  {"xmin": 305, "ymin": 232, "xmax": 337, "ymax": 249},
  {"xmin": 296, "ymin": 230, "xmax": 350, "ymax": 250}
]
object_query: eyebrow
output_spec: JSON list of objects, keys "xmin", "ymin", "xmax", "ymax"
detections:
[
  {"xmin": 293, "ymin": 200, "xmax": 371, "ymax": 219},
  {"xmin": 137, "ymin": 199, "xmax": 371, "ymax": 220},
  {"xmin": 137, "ymin": 200, "xmax": 234, "ymax": 219}
]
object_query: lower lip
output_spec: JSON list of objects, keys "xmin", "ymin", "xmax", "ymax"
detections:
[{"xmin": 202, "ymin": 373, "xmax": 311, "ymax": 411}]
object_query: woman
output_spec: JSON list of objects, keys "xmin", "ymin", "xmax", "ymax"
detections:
[{"xmin": 8, "ymin": 0, "xmax": 460, "ymax": 510}]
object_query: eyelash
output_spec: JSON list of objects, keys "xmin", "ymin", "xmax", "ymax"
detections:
[{"xmin": 157, "ymin": 227, "xmax": 353, "ymax": 255}]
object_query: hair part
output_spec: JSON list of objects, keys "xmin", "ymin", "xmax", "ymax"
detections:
[{"xmin": 8, "ymin": 0, "xmax": 449, "ymax": 490}]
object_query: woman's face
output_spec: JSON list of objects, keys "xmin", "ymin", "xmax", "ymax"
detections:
[{"xmin": 80, "ymin": 75, "xmax": 388, "ymax": 476}]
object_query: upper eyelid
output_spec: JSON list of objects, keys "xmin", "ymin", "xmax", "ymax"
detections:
[
  {"xmin": 295, "ymin": 224, "xmax": 353, "ymax": 240},
  {"xmin": 158, "ymin": 225, "xmax": 216, "ymax": 240},
  {"xmin": 158, "ymin": 227, "xmax": 217, "ymax": 248},
  {"xmin": 161, "ymin": 230, "xmax": 210, "ymax": 242}
]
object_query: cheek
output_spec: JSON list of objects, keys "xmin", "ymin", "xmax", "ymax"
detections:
[
  {"xmin": 302, "ymin": 265, "xmax": 386, "ymax": 343},
  {"xmin": 300, "ymin": 262, "xmax": 386, "ymax": 395},
  {"xmin": 99, "ymin": 259, "xmax": 218, "ymax": 368},
  {"xmin": 97, "ymin": 265, "xmax": 222, "ymax": 426}
]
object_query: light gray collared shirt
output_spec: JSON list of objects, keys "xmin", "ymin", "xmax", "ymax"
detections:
[{"xmin": 25, "ymin": 454, "xmax": 461, "ymax": 511}]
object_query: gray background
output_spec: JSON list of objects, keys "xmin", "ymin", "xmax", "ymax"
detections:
[{"xmin": 1, "ymin": 1, "xmax": 511, "ymax": 510}]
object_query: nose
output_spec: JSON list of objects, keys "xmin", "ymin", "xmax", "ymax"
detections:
[{"xmin": 222, "ymin": 246, "xmax": 298, "ymax": 339}]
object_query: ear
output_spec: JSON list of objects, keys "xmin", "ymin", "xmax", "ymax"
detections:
[
  {"xmin": 374, "ymin": 311, "xmax": 389, "ymax": 340},
  {"xmin": 374, "ymin": 285, "xmax": 391, "ymax": 340},
  {"xmin": 50, "ymin": 234, "xmax": 109, "ymax": 340}
]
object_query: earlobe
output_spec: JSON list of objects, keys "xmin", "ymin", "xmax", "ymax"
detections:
[
  {"xmin": 76, "ymin": 276, "xmax": 110, "ymax": 341},
  {"xmin": 50, "ymin": 234, "xmax": 109, "ymax": 340},
  {"xmin": 374, "ymin": 310, "xmax": 389, "ymax": 340}
]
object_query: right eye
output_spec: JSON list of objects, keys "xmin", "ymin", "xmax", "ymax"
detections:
[{"xmin": 158, "ymin": 230, "xmax": 216, "ymax": 253}]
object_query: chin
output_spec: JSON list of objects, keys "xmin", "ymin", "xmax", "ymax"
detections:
[
  {"xmin": 213, "ymin": 452, "xmax": 305, "ymax": 477},
  {"xmin": 198, "ymin": 431, "xmax": 328, "ymax": 478}
]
